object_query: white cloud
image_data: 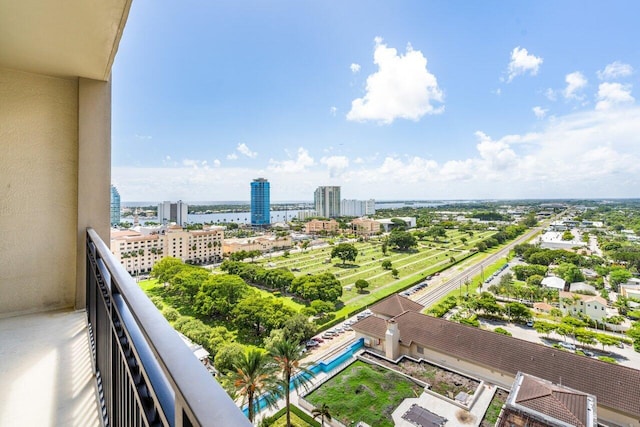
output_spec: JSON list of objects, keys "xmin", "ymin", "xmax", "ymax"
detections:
[
  {"xmin": 321, "ymin": 156, "xmax": 350, "ymax": 178},
  {"xmin": 226, "ymin": 153, "xmax": 238, "ymax": 160},
  {"xmin": 213, "ymin": 159, "xmax": 221, "ymax": 167},
  {"xmin": 544, "ymin": 88, "xmax": 557, "ymax": 101},
  {"xmin": 329, "ymin": 106, "xmax": 337, "ymax": 116},
  {"xmin": 347, "ymin": 37, "xmax": 444, "ymax": 124},
  {"xmin": 354, "ymin": 157, "xmax": 364, "ymax": 164},
  {"xmin": 597, "ymin": 61, "xmax": 633, "ymax": 80},
  {"xmin": 268, "ymin": 147, "xmax": 315, "ymax": 173},
  {"xmin": 114, "ymin": 109, "xmax": 640, "ymax": 201},
  {"xmin": 237, "ymin": 142, "xmax": 257, "ymax": 158},
  {"xmin": 506, "ymin": 46, "xmax": 543, "ymax": 82},
  {"xmin": 135, "ymin": 134, "xmax": 152, "ymax": 140},
  {"xmin": 350, "ymin": 63, "xmax": 361, "ymax": 73},
  {"xmin": 563, "ymin": 72, "xmax": 587, "ymax": 99},
  {"xmin": 182, "ymin": 159, "xmax": 209, "ymax": 169},
  {"xmin": 532, "ymin": 106, "xmax": 548, "ymax": 119},
  {"xmin": 596, "ymin": 82, "xmax": 634, "ymax": 110}
]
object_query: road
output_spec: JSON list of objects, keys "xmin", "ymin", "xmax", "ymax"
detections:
[{"xmin": 413, "ymin": 226, "xmax": 543, "ymax": 307}]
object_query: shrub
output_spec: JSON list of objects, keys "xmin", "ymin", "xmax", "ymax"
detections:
[
  {"xmin": 149, "ymin": 295, "xmax": 164, "ymax": 310},
  {"xmin": 161, "ymin": 306, "xmax": 180, "ymax": 322},
  {"xmin": 494, "ymin": 327, "xmax": 512, "ymax": 336}
]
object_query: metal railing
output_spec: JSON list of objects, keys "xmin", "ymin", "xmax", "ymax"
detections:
[{"xmin": 86, "ymin": 228, "xmax": 250, "ymax": 427}]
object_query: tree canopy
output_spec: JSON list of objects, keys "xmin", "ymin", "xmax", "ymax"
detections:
[
  {"xmin": 331, "ymin": 243, "xmax": 358, "ymax": 265},
  {"xmin": 388, "ymin": 230, "xmax": 417, "ymax": 251}
]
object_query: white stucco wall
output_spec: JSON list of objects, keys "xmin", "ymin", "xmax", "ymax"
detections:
[{"xmin": 0, "ymin": 68, "xmax": 79, "ymax": 316}]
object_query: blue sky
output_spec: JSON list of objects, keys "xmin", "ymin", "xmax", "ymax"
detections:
[{"xmin": 112, "ymin": 1, "xmax": 640, "ymax": 202}]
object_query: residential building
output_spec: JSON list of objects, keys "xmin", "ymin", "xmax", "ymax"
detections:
[
  {"xmin": 340, "ymin": 199, "xmax": 376, "ymax": 216},
  {"xmin": 541, "ymin": 276, "xmax": 566, "ymax": 291},
  {"xmin": 250, "ymin": 177, "xmax": 270, "ymax": 226},
  {"xmin": 497, "ymin": 372, "xmax": 597, "ymax": 427},
  {"xmin": 110, "ymin": 185, "xmax": 121, "ymax": 225},
  {"xmin": 110, "ymin": 225, "xmax": 224, "ymax": 274},
  {"xmin": 351, "ymin": 217, "xmax": 381, "ymax": 236},
  {"xmin": 297, "ymin": 209, "xmax": 317, "ymax": 220},
  {"xmin": 158, "ymin": 200, "xmax": 189, "ymax": 226},
  {"xmin": 620, "ymin": 280, "xmax": 640, "ymax": 299},
  {"xmin": 305, "ymin": 219, "xmax": 339, "ymax": 234},
  {"xmin": 352, "ymin": 295, "xmax": 640, "ymax": 426},
  {"xmin": 0, "ymin": 2, "xmax": 247, "ymax": 426},
  {"xmin": 222, "ymin": 234, "xmax": 292, "ymax": 256},
  {"xmin": 314, "ymin": 186, "xmax": 341, "ymax": 218},
  {"xmin": 569, "ymin": 282, "xmax": 597, "ymax": 294},
  {"xmin": 559, "ymin": 291, "xmax": 609, "ymax": 322}
]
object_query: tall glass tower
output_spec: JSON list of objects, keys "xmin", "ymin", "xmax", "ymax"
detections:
[
  {"xmin": 251, "ymin": 178, "xmax": 270, "ymax": 227},
  {"xmin": 110, "ymin": 185, "xmax": 121, "ymax": 226}
]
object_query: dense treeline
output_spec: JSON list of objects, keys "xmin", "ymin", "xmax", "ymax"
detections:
[
  {"xmin": 150, "ymin": 258, "xmax": 310, "ymax": 356},
  {"xmin": 221, "ymin": 260, "xmax": 342, "ymax": 302}
]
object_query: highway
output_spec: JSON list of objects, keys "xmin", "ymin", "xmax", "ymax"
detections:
[{"xmin": 413, "ymin": 226, "xmax": 543, "ymax": 308}]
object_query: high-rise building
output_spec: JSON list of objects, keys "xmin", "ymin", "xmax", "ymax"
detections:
[
  {"xmin": 341, "ymin": 199, "xmax": 376, "ymax": 217},
  {"xmin": 158, "ymin": 200, "xmax": 188, "ymax": 226},
  {"xmin": 110, "ymin": 185, "xmax": 121, "ymax": 226},
  {"xmin": 314, "ymin": 186, "xmax": 341, "ymax": 218},
  {"xmin": 251, "ymin": 178, "xmax": 270, "ymax": 226}
]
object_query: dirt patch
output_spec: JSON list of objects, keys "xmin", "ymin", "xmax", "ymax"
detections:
[
  {"xmin": 360, "ymin": 352, "xmax": 480, "ymax": 399},
  {"xmin": 456, "ymin": 409, "xmax": 476, "ymax": 424}
]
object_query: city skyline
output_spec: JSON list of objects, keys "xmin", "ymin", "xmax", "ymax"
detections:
[{"xmin": 112, "ymin": 1, "xmax": 640, "ymax": 201}]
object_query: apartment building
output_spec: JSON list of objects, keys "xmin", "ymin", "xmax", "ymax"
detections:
[
  {"xmin": 341, "ymin": 199, "xmax": 376, "ymax": 216},
  {"xmin": 110, "ymin": 225, "xmax": 224, "ymax": 273},
  {"xmin": 314, "ymin": 186, "xmax": 341, "ymax": 218},
  {"xmin": 158, "ymin": 200, "xmax": 189, "ymax": 226},
  {"xmin": 305, "ymin": 218, "xmax": 340, "ymax": 234}
]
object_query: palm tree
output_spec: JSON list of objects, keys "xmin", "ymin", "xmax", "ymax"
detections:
[
  {"xmin": 270, "ymin": 338, "xmax": 315, "ymax": 427},
  {"xmin": 312, "ymin": 403, "xmax": 332, "ymax": 427},
  {"xmin": 228, "ymin": 348, "xmax": 281, "ymax": 423}
]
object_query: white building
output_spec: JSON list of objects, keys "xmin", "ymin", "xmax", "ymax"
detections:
[
  {"xmin": 541, "ymin": 276, "xmax": 566, "ymax": 291},
  {"xmin": 296, "ymin": 209, "xmax": 317, "ymax": 220},
  {"xmin": 158, "ymin": 200, "xmax": 188, "ymax": 226},
  {"xmin": 559, "ymin": 291, "xmax": 609, "ymax": 322},
  {"xmin": 340, "ymin": 199, "xmax": 376, "ymax": 217},
  {"xmin": 378, "ymin": 217, "xmax": 417, "ymax": 232},
  {"xmin": 314, "ymin": 186, "xmax": 341, "ymax": 218}
]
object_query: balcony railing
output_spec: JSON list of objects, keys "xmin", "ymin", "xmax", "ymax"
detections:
[{"xmin": 86, "ymin": 228, "xmax": 250, "ymax": 427}]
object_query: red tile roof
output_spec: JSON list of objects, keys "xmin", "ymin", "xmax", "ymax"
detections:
[
  {"xmin": 352, "ymin": 312, "xmax": 640, "ymax": 418},
  {"xmin": 514, "ymin": 373, "xmax": 591, "ymax": 427},
  {"xmin": 369, "ymin": 294, "xmax": 424, "ymax": 318}
]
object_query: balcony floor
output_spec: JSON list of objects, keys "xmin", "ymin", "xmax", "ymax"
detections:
[{"xmin": 0, "ymin": 310, "xmax": 102, "ymax": 427}]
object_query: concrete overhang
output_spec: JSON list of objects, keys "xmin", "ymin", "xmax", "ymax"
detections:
[{"xmin": 0, "ymin": 0, "xmax": 132, "ymax": 80}]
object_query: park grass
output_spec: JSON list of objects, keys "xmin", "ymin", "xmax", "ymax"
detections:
[
  {"xmin": 305, "ymin": 360, "xmax": 422, "ymax": 427},
  {"xmin": 270, "ymin": 412, "xmax": 314, "ymax": 427}
]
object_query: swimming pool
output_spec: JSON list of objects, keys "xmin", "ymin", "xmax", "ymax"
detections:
[{"xmin": 242, "ymin": 338, "xmax": 364, "ymax": 417}]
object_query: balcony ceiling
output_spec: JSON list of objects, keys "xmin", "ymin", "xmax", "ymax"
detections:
[{"xmin": 0, "ymin": 0, "xmax": 132, "ymax": 81}]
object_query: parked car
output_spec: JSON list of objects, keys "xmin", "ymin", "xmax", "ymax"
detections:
[
  {"xmin": 526, "ymin": 320, "xmax": 534, "ymax": 327},
  {"xmin": 559, "ymin": 342, "xmax": 576, "ymax": 351},
  {"xmin": 616, "ymin": 342, "xmax": 624, "ymax": 349},
  {"xmin": 305, "ymin": 340, "xmax": 319, "ymax": 348},
  {"xmin": 582, "ymin": 350, "xmax": 595, "ymax": 357},
  {"xmin": 312, "ymin": 336, "xmax": 324, "ymax": 343}
]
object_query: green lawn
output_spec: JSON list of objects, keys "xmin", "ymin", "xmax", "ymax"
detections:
[{"xmin": 305, "ymin": 361, "xmax": 422, "ymax": 427}]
